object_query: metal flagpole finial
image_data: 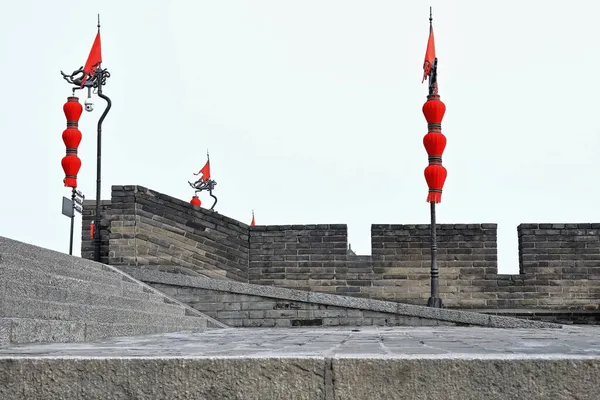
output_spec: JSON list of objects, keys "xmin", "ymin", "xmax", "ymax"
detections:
[
  {"xmin": 429, "ymin": 7, "xmax": 433, "ymax": 26},
  {"xmin": 207, "ymin": 149, "xmax": 210, "ymax": 161},
  {"xmin": 97, "ymin": 14, "xmax": 101, "ymax": 32}
]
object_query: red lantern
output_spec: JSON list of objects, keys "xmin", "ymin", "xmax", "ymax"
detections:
[
  {"xmin": 62, "ymin": 155, "xmax": 81, "ymax": 188},
  {"xmin": 423, "ymin": 131, "xmax": 446, "ymax": 157},
  {"xmin": 422, "ymin": 93, "xmax": 447, "ymax": 203},
  {"xmin": 62, "ymin": 97, "xmax": 83, "ymax": 188},
  {"xmin": 424, "ymin": 164, "xmax": 447, "ymax": 203},
  {"xmin": 63, "ymin": 96, "xmax": 83, "ymax": 124},
  {"xmin": 190, "ymin": 196, "xmax": 201, "ymax": 207},
  {"xmin": 62, "ymin": 128, "xmax": 82, "ymax": 152},
  {"xmin": 422, "ymin": 94, "xmax": 446, "ymax": 124}
]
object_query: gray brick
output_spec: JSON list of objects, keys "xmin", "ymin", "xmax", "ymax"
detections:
[
  {"xmin": 249, "ymin": 311, "xmax": 266, "ymax": 319},
  {"xmin": 265, "ymin": 310, "xmax": 298, "ymax": 319},
  {"xmin": 241, "ymin": 301, "xmax": 276, "ymax": 310},
  {"xmin": 216, "ymin": 311, "xmax": 249, "ymax": 319}
]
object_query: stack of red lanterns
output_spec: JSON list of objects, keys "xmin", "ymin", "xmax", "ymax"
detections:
[
  {"xmin": 62, "ymin": 97, "xmax": 83, "ymax": 188},
  {"xmin": 422, "ymin": 93, "xmax": 447, "ymax": 203}
]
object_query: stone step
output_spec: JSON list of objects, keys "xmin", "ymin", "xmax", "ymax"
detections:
[
  {"xmin": 83, "ymin": 321, "xmax": 207, "ymax": 342},
  {"xmin": 0, "ymin": 317, "xmax": 83, "ymax": 346},
  {"xmin": 0, "ymin": 318, "xmax": 208, "ymax": 346},
  {"xmin": 0, "ymin": 245, "xmax": 117, "ymax": 277},
  {"xmin": 1, "ymin": 280, "xmax": 181, "ymax": 314},
  {"xmin": 4, "ymin": 252, "xmax": 129, "ymax": 286},
  {"xmin": 0, "ymin": 265, "xmax": 166, "ymax": 302},
  {"xmin": 0, "ymin": 297, "xmax": 206, "ymax": 328}
]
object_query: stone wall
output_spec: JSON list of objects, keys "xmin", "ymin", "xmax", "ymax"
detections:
[
  {"xmin": 82, "ymin": 186, "xmax": 250, "ymax": 281},
  {"xmin": 119, "ymin": 267, "xmax": 556, "ymax": 329},
  {"xmin": 248, "ymin": 225, "xmax": 349, "ymax": 291},
  {"xmin": 81, "ymin": 200, "xmax": 111, "ymax": 263},
  {"xmin": 153, "ymin": 283, "xmax": 454, "ymax": 328},
  {"xmin": 371, "ymin": 224, "xmax": 497, "ymax": 306},
  {"xmin": 514, "ymin": 223, "xmax": 600, "ymax": 308},
  {"xmin": 81, "ymin": 185, "xmax": 600, "ymax": 310}
]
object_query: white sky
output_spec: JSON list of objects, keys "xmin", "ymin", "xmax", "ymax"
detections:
[{"xmin": 1, "ymin": 0, "xmax": 598, "ymax": 274}]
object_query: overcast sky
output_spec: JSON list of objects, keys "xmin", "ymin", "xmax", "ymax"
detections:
[{"xmin": 1, "ymin": 0, "xmax": 598, "ymax": 274}]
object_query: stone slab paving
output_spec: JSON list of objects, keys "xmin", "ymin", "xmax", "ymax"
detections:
[
  {"xmin": 1, "ymin": 326, "xmax": 599, "ymax": 358},
  {"xmin": 1, "ymin": 327, "xmax": 600, "ymax": 399}
]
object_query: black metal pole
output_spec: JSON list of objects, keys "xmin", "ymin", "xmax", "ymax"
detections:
[
  {"xmin": 427, "ymin": 201, "xmax": 442, "ymax": 308},
  {"xmin": 69, "ymin": 187, "xmax": 75, "ymax": 255},
  {"xmin": 94, "ymin": 68, "xmax": 112, "ymax": 262}
]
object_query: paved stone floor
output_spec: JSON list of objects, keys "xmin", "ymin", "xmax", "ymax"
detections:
[{"xmin": 1, "ymin": 326, "xmax": 599, "ymax": 359}]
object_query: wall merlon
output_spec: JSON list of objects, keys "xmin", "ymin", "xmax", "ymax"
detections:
[{"xmin": 79, "ymin": 185, "xmax": 600, "ymax": 310}]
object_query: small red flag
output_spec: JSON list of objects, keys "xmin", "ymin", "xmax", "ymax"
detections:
[
  {"xmin": 250, "ymin": 211, "xmax": 256, "ymax": 226},
  {"xmin": 422, "ymin": 25, "xmax": 436, "ymax": 83},
  {"xmin": 81, "ymin": 32, "xmax": 102, "ymax": 86},
  {"xmin": 193, "ymin": 160, "xmax": 211, "ymax": 182}
]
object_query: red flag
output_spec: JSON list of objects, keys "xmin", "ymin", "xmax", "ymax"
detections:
[
  {"xmin": 81, "ymin": 32, "xmax": 102, "ymax": 86},
  {"xmin": 193, "ymin": 160, "xmax": 211, "ymax": 182},
  {"xmin": 422, "ymin": 25, "xmax": 435, "ymax": 83},
  {"xmin": 250, "ymin": 211, "xmax": 256, "ymax": 226}
]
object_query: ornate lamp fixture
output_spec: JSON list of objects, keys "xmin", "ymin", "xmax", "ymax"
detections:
[
  {"xmin": 421, "ymin": 8, "xmax": 447, "ymax": 308},
  {"xmin": 60, "ymin": 15, "xmax": 111, "ymax": 261},
  {"xmin": 189, "ymin": 151, "xmax": 218, "ymax": 211}
]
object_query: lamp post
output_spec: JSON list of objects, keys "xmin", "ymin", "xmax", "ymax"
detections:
[
  {"xmin": 421, "ymin": 8, "xmax": 447, "ymax": 308},
  {"xmin": 60, "ymin": 15, "xmax": 111, "ymax": 262},
  {"xmin": 93, "ymin": 67, "xmax": 112, "ymax": 262}
]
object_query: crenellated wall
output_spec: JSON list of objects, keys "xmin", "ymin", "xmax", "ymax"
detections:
[
  {"xmin": 370, "ymin": 224, "xmax": 498, "ymax": 305},
  {"xmin": 81, "ymin": 185, "xmax": 600, "ymax": 310}
]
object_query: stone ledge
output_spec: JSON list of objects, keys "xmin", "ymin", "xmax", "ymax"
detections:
[
  {"xmin": 129, "ymin": 185, "xmax": 250, "ymax": 230},
  {"xmin": 250, "ymin": 224, "xmax": 347, "ymax": 232},
  {"xmin": 118, "ymin": 267, "xmax": 562, "ymax": 329},
  {"xmin": 0, "ymin": 356, "xmax": 598, "ymax": 400},
  {"xmin": 371, "ymin": 223, "xmax": 498, "ymax": 230}
]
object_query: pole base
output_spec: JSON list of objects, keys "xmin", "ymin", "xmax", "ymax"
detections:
[{"xmin": 427, "ymin": 297, "xmax": 443, "ymax": 308}]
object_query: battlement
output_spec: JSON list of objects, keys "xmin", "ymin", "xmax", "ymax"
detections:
[{"xmin": 81, "ymin": 185, "xmax": 600, "ymax": 310}]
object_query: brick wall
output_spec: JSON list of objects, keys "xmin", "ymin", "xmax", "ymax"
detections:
[
  {"xmin": 248, "ymin": 225, "xmax": 348, "ymax": 292},
  {"xmin": 516, "ymin": 223, "xmax": 600, "ymax": 308},
  {"xmin": 81, "ymin": 200, "xmax": 111, "ymax": 263},
  {"xmin": 80, "ymin": 185, "xmax": 600, "ymax": 310},
  {"xmin": 89, "ymin": 186, "xmax": 250, "ymax": 281},
  {"xmin": 371, "ymin": 224, "xmax": 498, "ymax": 307},
  {"xmin": 150, "ymin": 283, "xmax": 454, "ymax": 328}
]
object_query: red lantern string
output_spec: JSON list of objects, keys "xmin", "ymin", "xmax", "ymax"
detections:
[
  {"xmin": 422, "ymin": 94, "xmax": 447, "ymax": 203},
  {"xmin": 62, "ymin": 97, "xmax": 83, "ymax": 188}
]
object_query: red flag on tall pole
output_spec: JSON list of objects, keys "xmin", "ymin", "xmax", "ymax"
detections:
[
  {"xmin": 421, "ymin": 11, "xmax": 436, "ymax": 83},
  {"xmin": 81, "ymin": 20, "xmax": 102, "ymax": 87},
  {"xmin": 250, "ymin": 210, "xmax": 256, "ymax": 226}
]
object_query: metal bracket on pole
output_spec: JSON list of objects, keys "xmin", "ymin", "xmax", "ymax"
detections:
[{"xmin": 62, "ymin": 189, "xmax": 85, "ymax": 255}]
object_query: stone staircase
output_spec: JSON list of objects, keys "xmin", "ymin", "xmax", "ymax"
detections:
[{"xmin": 0, "ymin": 236, "xmax": 226, "ymax": 346}]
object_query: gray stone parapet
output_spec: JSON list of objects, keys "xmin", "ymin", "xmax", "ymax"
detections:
[{"xmin": 119, "ymin": 267, "xmax": 561, "ymax": 329}]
